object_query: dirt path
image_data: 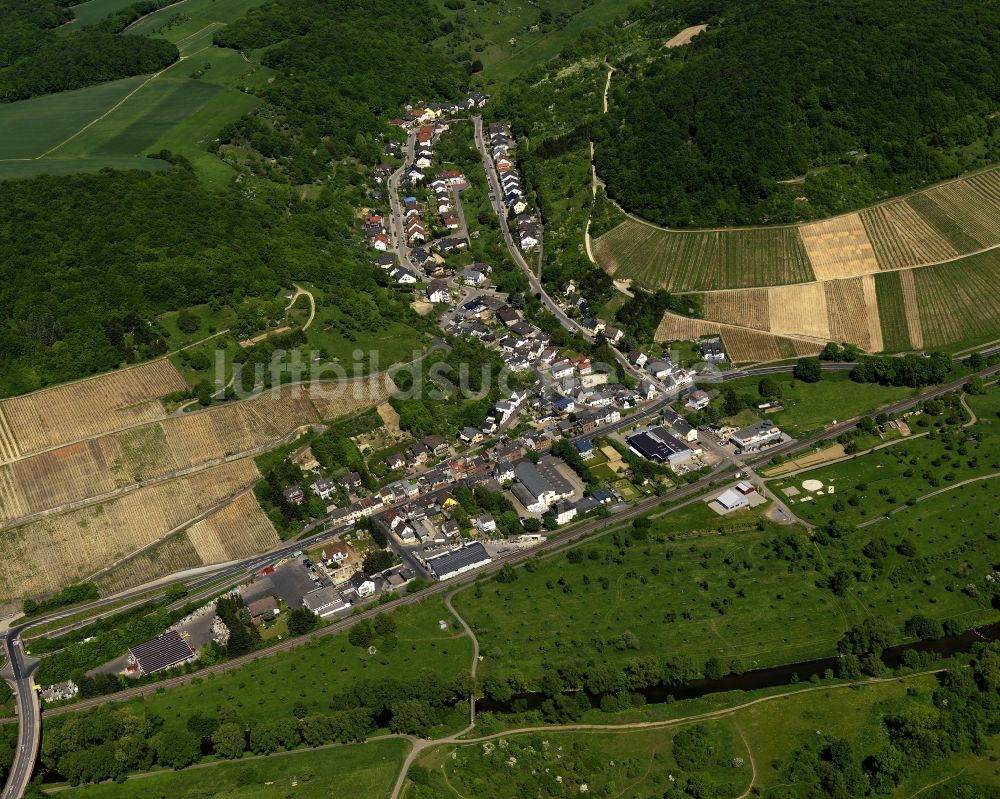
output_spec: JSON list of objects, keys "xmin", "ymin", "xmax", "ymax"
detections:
[
  {"xmin": 857, "ymin": 470, "xmax": 1000, "ymax": 529},
  {"xmin": 39, "ymin": 45, "xmax": 213, "ymax": 159},
  {"xmin": 288, "ymin": 284, "xmax": 316, "ymax": 330},
  {"xmin": 733, "ymin": 724, "xmax": 758, "ymax": 799}
]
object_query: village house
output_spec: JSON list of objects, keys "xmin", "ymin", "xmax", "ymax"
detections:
[{"xmin": 427, "ymin": 280, "xmax": 450, "ymax": 304}]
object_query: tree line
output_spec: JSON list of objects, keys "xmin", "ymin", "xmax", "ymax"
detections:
[{"xmin": 596, "ymin": 0, "xmax": 1000, "ymax": 226}]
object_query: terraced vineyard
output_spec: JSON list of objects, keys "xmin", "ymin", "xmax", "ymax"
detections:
[
  {"xmin": 594, "ymin": 220, "xmax": 815, "ymax": 291},
  {"xmin": 0, "ymin": 360, "xmax": 185, "ymax": 466},
  {"xmin": 0, "ymin": 459, "xmax": 261, "ymax": 601},
  {"xmin": 616, "ymin": 166, "xmax": 1000, "ymax": 359}
]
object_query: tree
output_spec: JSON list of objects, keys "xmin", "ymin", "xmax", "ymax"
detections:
[
  {"xmin": 176, "ymin": 310, "xmax": 200, "ymax": 334},
  {"xmin": 758, "ymin": 377, "xmax": 781, "ymax": 399},
  {"xmin": 904, "ymin": 614, "xmax": 943, "ymax": 641},
  {"xmin": 151, "ymin": 729, "xmax": 200, "ymax": 769},
  {"xmin": 373, "ymin": 613, "xmax": 397, "ymax": 638},
  {"xmin": 348, "ymin": 620, "xmax": 374, "ymax": 648},
  {"xmin": 966, "ymin": 374, "xmax": 986, "ymax": 395},
  {"xmin": 362, "ymin": 549, "xmax": 395, "ymax": 574},
  {"xmin": 793, "ymin": 357, "xmax": 822, "ymax": 383},
  {"xmin": 968, "ymin": 351, "xmax": 986, "ymax": 371},
  {"xmin": 288, "ymin": 607, "xmax": 318, "ymax": 636},
  {"xmin": 211, "ymin": 722, "xmax": 247, "ymax": 759}
]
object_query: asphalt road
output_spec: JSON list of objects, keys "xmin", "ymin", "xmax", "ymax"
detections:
[{"xmin": 0, "ymin": 638, "xmax": 38, "ymax": 799}]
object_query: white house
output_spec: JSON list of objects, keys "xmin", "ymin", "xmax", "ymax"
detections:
[
  {"xmin": 475, "ymin": 514, "xmax": 496, "ymax": 533},
  {"xmin": 426, "ymin": 280, "xmax": 450, "ymax": 303}
]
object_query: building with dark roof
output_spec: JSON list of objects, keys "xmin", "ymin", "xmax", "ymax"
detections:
[
  {"xmin": 127, "ymin": 630, "xmax": 195, "ymax": 676},
  {"xmin": 512, "ymin": 458, "xmax": 575, "ymax": 513},
  {"xmin": 426, "ymin": 542, "xmax": 492, "ymax": 580},
  {"xmin": 626, "ymin": 426, "xmax": 694, "ymax": 468}
]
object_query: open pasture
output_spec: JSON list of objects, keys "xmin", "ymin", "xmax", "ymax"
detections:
[
  {"xmin": 594, "ymin": 219, "xmax": 815, "ymax": 291},
  {"xmin": 0, "ymin": 458, "xmax": 260, "ymax": 601},
  {"xmin": 68, "ymin": 0, "xmax": 141, "ymax": 27},
  {"xmin": 53, "ymin": 738, "xmax": 407, "ymax": 799},
  {"xmin": 0, "ymin": 359, "xmax": 184, "ymax": 466},
  {"xmin": 454, "ymin": 503, "xmax": 853, "ymax": 685}
]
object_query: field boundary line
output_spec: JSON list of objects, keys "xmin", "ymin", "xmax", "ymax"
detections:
[
  {"xmin": 37, "ymin": 45, "xmax": 212, "ymax": 160},
  {"xmin": 598, "ymin": 164, "xmax": 1000, "ymax": 235},
  {"xmin": 123, "ymin": 0, "xmax": 196, "ymax": 32},
  {"xmin": 667, "ymin": 242, "xmax": 1000, "ymax": 295},
  {"xmin": 174, "ymin": 22, "xmax": 225, "ymax": 50}
]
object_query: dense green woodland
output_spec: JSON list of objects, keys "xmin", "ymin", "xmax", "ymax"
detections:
[
  {"xmin": 213, "ymin": 0, "xmax": 468, "ymax": 182},
  {"xmin": 0, "ymin": 0, "xmax": 177, "ymax": 102},
  {"xmin": 0, "ymin": 164, "xmax": 413, "ymax": 396},
  {"xmin": 597, "ymin": 0, "xmax": 1000, "ymax": 225}
]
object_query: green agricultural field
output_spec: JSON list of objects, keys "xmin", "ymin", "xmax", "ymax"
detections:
[
  {"xmin": 0, "ymin": 75, "xmax": 149, "ymax": 160},
  {"xmin": 54, "ymin": 738, "xmax": 407, "ymax": 799},
  {"xmin": 454, "ymin": 503, "xmax": 854, "ymax": 688},
  {"xmin": 68, "ymin": 0, "xmax": 139, "ymax": 27},
  {"xmin": 719, "ymin": 371, "xmax": 917, "ymax": 437},
  {"xmin": 914, "ymin": 248, "xmax": 1000, "ymax": 352},
  {"xmin": 125, "ymin": 0, "xmax": 268, "ymax": 53},
  {"xmin": 593, "ymin": 219, "xmax": 816, "ymax": 292},
  {"xmin": 874, "ymin": 271, "xmax": 912, "ymax": 352},
  {"xmin": 105, "ymin": 598, "xmax": 472, "ymax": 736}
]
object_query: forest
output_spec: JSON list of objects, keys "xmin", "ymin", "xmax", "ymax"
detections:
[
  {"xmin": 596, "ymin": 0, "xmax": 1000, "ymax": 226},
  {"xmin": 0, "ymin": 162, "xmax": 415, "ymax": 396},
  {"xmin": 213, "ymin": 0, "xmax": 468, "ymax": 182},
  {"xmin": 0, "ymin": 0, "xmax": 177, "ymax": 102}
]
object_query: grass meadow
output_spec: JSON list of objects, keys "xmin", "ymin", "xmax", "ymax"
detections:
[
  {"xmin": 454, "ymin": 503, "xmax": 855, "ymax": 686},
  {"xmin": 111, "ymin": 598, "xmax": 472, "ymax": 736},
  {"xmin": 54, "ymin": 738, "xmax": 408, "ymax": 799},
  {"xmin": 67, "ymin": 0, "xmax": 138, "ymax": 27},
  {"xmin": 719, "ymin": 371, "xmax": 917, "ymax": 437}
]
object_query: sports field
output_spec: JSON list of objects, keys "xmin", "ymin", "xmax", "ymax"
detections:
[{"xmin": 53, "ymin": 738, "xmax": 407, "ymax": 799}]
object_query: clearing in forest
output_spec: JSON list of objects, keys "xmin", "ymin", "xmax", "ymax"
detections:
[{"xmin": 665, "ymin": 24, "xmax": 708, "ymax": 47}]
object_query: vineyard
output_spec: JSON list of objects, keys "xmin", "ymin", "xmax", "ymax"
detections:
[
  {"xmin": 825, "ymin": 275, "xmax": 882, "ymax": 352},
  {"xmin": 913, "ymin": 249, "xmax": 1000, "ymax": 350},
  {"xmin": 0, "ymin": 459, "xmax": 260, "ymax": 601},
  {"xmin": 654, "ymin": 312, "xmax": 821, "ymax": 363},
  {"xmin": 873, "ymin": 271, "xmax": 913, "ymax": 353},
  {"xmin": 921, "ymin": 169, "xmax": 1000, "ymax": 249},
  {"xmin": 797, "ymin": 213, "xmax": 879, "ymax": 281},
  {"xmin": 702, "ymin": 289, "xmax": 770, "ymax": 331},
  {"xmin": 0, "ymin": 381, "xmax": 393, "ymax": 532},
  {"xmin": 0, "ymin": 360, "xmax": 185, "ymax": 465},
  {"xmin": 860, "ymin": 199, "xmax": 958, "ymax": 270},
  {"xmin": 185, "ymin": 491, "xmax": 280, "ymax": 564},
  {"xmin": 767, "ymin": 283, "xmax": 830, "ymax": 340},
  {"xmin": 898, "ymin": 270, "xmax": 924, "ymax": 350},
  {"xmin": 593, "ymin": 220, "xmax": 815, "ymax": 291},
  {"xmin": 596, "ymin": 168, "xmax": 1000, "ymax": 309},
  {"xmin": 94, "ymin": 533, "xmax": 202, "ymax": 597}
]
